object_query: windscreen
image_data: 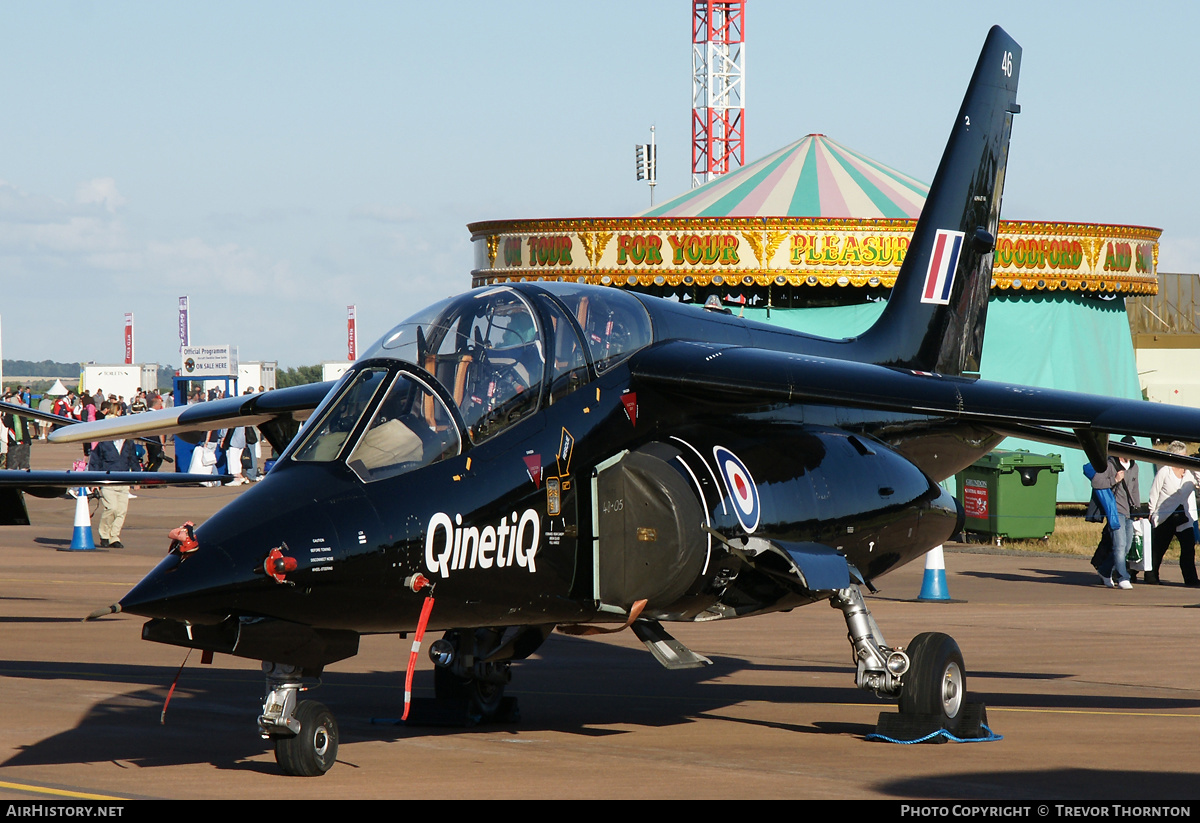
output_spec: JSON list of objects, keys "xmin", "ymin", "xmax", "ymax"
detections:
[
  {"xmin": 291, "ymin": 366, "xmax": 389, "ymax": 463},
  {"xmin": 345, "ymin": 373, "xmax": 460, "ymax": 482},
  {"xmin": 289, "ymin": 365, "xmax": 462, "ymax": 482}
]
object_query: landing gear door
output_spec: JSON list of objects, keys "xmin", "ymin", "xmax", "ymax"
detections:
[
  {"xmin": 590, "ymin": 451, "xmax": 630, "ymax": 609},
  {"xmin": 590, "ymin": 446, "xmax": 705, "ymax": 613}
]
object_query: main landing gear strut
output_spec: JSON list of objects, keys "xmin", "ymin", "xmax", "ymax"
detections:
[
  {"xmin": 829, "ymin": 584, "xmax": 981, "ymax": 739},
  {"xmin": 427, "ymin": 628, "xmax": 522, "ymax": 723}
]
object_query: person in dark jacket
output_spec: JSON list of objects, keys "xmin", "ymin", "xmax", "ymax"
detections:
[
  {"xmin": 143, "ymin": 394, "xmax": 166, "ymax": 472},
  {"xmin": 3, "ymin": 394, "xmax": 35, "ymax": 470},
  {"xmin": 1091, "ymin": 440, "xmax": 1141, "ymax": 590},
  {"xmin": 1085, "ymin": 462, "xmax": 1121, "ymax": 585},
  {"xmin": 87, "ymin": 405, "xmax": 138, "ymax": 548}
]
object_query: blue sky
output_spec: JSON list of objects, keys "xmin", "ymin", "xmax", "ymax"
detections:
[{"xmin": 1, "ymin": 1, "xmax": 1196, "ymax": 368}]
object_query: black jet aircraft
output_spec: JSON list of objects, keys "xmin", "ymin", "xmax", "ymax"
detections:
[{"xmin": 40, "ymin": 27, "xmax": 1200, "ymax": 776}]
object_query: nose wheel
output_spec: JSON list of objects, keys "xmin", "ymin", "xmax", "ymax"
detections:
[
  {"xmin": 274, "ymin": 700, "xmax": 339, "ymax": 776},
  {"xmin": 259, "ymin": 664, "xmax": 339, "ymax": 776}
]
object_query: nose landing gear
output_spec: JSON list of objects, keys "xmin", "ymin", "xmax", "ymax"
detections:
[{"xmin": 259, "ymin": 662, "xmax": 340, "ymax": 776}]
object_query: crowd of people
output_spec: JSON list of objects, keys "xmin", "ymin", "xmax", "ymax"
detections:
[
  {"xmin": 1087, "ymin": 439, "xmax": 1200, "ymax": 589},
  {"xmin": 2, "ymin": 382, "xmax": 270, "ymax": 548},
  {"xmin": 0, "ymin": 385, "xmax": 37, "ymax": 470},
  {"xmin": 184, "ymin": 387, "xmax": 267, "ymax": 487}
]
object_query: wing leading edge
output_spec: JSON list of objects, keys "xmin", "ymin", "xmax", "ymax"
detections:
[
  {"xmin": 46, "ymin": 381, "xmax": 334, "ymax": 451},
  {"xmin": 630, "ymin": 341, "xmax": 1200, "ymax": 473},
  {"xmin": 0, "ymin": 471, "xmax": 234, "ymax": 526},
  {"xmin": 0, "ymin": 471, "xmax": 232, "ymax": 491}
]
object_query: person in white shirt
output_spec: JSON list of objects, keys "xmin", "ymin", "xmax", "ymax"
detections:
[{"xmin": 1147, "ymin": 441, "xmax": 1199, "ymax": 586}]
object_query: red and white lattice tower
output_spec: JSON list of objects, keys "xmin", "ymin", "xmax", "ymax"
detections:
[{"xmin": 692, "ymin": 0, "xmax": 745, "ymax": 189}]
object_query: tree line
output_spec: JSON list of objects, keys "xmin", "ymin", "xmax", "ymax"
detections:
[
  {"xmin": 2, "ymin": 359, "xmax": 82, "ymax": 378},
  {"xmin": 277, "ymin": 365, "xmax": 324, "ymax": 387}
]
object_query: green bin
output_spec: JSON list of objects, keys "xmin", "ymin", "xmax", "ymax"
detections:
[{"xmin": 955, "ymin": 449, "xmax": 1064, "ymax": 541}]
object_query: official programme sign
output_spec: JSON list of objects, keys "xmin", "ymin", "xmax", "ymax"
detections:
[{"xmin": 181, "ymin": 345, "xmax": 239, "ymax": 378}]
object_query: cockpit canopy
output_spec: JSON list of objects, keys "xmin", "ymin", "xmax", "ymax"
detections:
[
  {"xmin": 289, "ymin": 284, "xmax": 653, "ymax": 482},
  {"xmin": 373, "ymin": 287, "xmax": 546, "ymax": 442}
]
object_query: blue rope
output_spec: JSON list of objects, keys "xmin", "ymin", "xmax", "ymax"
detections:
[{"xmin": 866, "ymin": 724, "xmax": 1003, "ymax": 744}]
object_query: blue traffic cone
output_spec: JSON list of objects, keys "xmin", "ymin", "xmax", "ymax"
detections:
[
  {"xmin": 917, "ymin": 545, "xmax": 950, "ymax": 601},
  {"xmin": 63, "ymin": 487, "xmax": 96, "ymax": 552}
]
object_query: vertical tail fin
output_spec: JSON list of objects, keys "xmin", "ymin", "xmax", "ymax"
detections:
[{"xmin": 855, "ymin": 26, "xmax": 1021, "ymax": 377}]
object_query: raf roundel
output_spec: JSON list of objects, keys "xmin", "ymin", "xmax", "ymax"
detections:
[{"xmin": 713, "ymin": 446, "xmax": 760, "ymax": 534}]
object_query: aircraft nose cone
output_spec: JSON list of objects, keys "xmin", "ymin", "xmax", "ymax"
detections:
[
  {"xmin": 118, "ymin": 555, "xmax": 179, "ymax": 617},
  {"xmin": 118, "ymin": 478, "xmax": 299, "ymax": 622},
  {"xmin": 118, "ymin": 541, "xmax": 240, "ymax": 622}
]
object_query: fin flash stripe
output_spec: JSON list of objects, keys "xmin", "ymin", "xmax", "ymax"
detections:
[{"xmin": 921, "ymin": 229, "xmax": 965, "ymax": 305}]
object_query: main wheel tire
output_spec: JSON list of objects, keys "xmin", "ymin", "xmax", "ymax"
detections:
[
  {"xmin": 433, "ymin": 629, "xmax": 509, "ymax": 721},
  {"xmin": 899, "ymin": 632, "xmax": 966, "ymax": 732},
  {"xmin": 274, "ymin": 700, "xmax": 339, "ymax": 776},
  {"xmin": 434, "ymin": 662, "xmax": 507, "ymax": 720}
]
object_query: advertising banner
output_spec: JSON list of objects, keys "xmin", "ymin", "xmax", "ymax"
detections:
[
  {"xmin": 124, "ymin": 313, "xmax": 134, "ymax": 365},
  {"xmin": 178, "ymin": 297, "xmax": 190, "ymax": 352},
  {"xmin": 181, "ymin": 345, "xmax": 239, "ymax": 378}
]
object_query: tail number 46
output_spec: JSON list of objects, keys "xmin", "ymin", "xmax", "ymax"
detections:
[{"xmin": 1001, "ymin": 51, "xmax": 1013, "ymax": 78}]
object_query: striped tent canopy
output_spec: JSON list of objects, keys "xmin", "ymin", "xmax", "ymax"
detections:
[{"xmin": 641, "ymin": 134, "xmax": 929, "ymax": 219}]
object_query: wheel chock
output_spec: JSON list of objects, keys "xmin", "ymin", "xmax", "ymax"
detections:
[{"xmin": 870, "ymin": 702, "xmax": 998, "ymax": 743}]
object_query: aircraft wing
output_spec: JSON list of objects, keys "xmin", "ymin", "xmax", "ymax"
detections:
[
  {"xmin": 0, "ymin": 400, "xmax": 78, "ymax": 429},
  {"xmin": 0, "ymin": 469, "xmax": 233, "ymax": 525},
  {"xmin": 47, "ymin": 382, "xmax": 334, "ymax": 451},
  {"xmin": 0, "ymin": 470, "xmax": 230, "ymax": 490},
  {"xmin": 631, "ymin": 341, "xmax": 1200, "ymax": 472}
]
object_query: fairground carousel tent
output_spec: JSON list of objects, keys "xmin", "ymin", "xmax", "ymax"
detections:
[{"xmin": 468, "ymin": 134, "xmax": 1161, "ymax": 502}]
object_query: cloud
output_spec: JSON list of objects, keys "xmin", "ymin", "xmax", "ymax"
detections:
[
  {"xmin": 0, "ymin": 179, "xmax": 130, "ymax": 261},
  {"xmin": 0, "ymin": 178, "xmax": 460, "ymax": 364},
  {"xmin": 139, "ymin": 237, "xmax": 299, "ymax": 297},
  {"xmin": 75, "ymin": 177, "xmax": 127, "ymax": 213},
  {"xmin": 205, "ymin": 207, "xmax": 315, "ymax": 232},
  {"xmin": 0, "ymin": 177, "xmax": 307, "ymax": 300},
  {"xmin": 0, "ymin": 179, "xmax": 97, "ymax": 223}
]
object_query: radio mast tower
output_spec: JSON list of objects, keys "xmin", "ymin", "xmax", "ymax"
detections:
[{"xmin": 691, "ymin": 0, "xmax": 745, "ymax": 189}]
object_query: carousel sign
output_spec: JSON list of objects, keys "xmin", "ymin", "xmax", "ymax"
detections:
[{"xmin": 469, "ymin": 218, "xmax": 1160, "ymax": 295}]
